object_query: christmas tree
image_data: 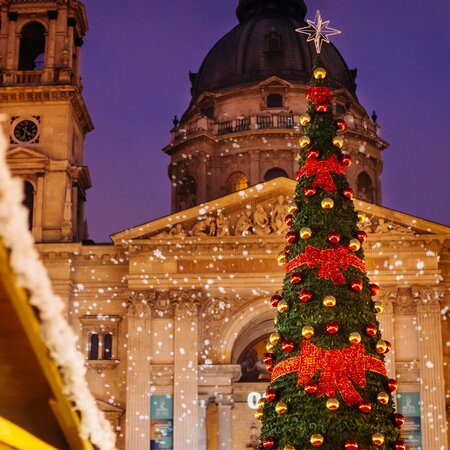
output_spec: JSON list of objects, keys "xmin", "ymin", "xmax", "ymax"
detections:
[{"xmin": 257, "ymin": 12, "xmax": 406, "ymax": 450}]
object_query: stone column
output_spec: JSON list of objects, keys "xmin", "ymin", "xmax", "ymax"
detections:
[
  {"xmin": 173, "ymin": 291, "xmax": 201, "ymax": 450},
  {"xmin": 74, "ymin": 38, "xmax": 83, "ymax": 85},
  {"xmin": 6, "ymin": 12, "xmax": 17, "ymax": 71},
  {"xmin": 249, "ymin": 150, "xmax": 260, "ymax": 185},
  {"xmin": 125, "ymin": 292, "xmax": 152, "ymax": 450},
  {"xmin": 377, "ymin": 287, "xmax": 396, "ymax": 379},
  {"xmin": 197, "ymin": 397, "xmax": 208, "ymax": 450},
  {"xmin": 413, "ymin": 286, "xmax": 448, "ymax": 449},
  {"xmin": 66, "ymin": 17, "xmax": 75, "ymax": 69},
  {"xmin": 33, "ymin": 173, "xmax": 44, "ymax": 242},
  {"xmin": 46, "ymin": 11, "xmax": 58, "ymax": 68},
  {"xmin": 197, "ymin": 152, "xmax": 207, "ymax": 204},
  {"xmin": 217, "ymin": 394, "xmax": 233, "ymax": 450}
]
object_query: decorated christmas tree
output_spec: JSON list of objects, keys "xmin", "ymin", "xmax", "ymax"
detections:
[{"xmin": 257, "ymin": 11, "xmax": 406, "ymax": 450}]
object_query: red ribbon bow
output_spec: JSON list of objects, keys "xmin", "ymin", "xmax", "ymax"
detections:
[
  {"xmin": 296, "ymin": 154, "xmax": 346, "ymax": 192},
  {"xmin": 306, "ymin": 86, "xmax": 332, "ymax": 105},
  {"xmin": 271, "ymin": 341, "xmax": 386, "ymax": 405},
  {"xmin": 287, "ymin": 245, "xmax": 365, "ymax": 284}
]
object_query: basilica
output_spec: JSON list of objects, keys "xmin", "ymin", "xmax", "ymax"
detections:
[{"xmin": 0, "ymin": 0, "xmax": 448, "ymax": 449}]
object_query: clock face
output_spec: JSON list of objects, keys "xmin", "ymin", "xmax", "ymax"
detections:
[{"xmin": 13, "ymin": 119, "xmax": 39, "ymax": 143}]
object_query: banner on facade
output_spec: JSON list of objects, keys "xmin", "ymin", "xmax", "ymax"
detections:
[
  {"xmin": 150, "ymin": 395, "xmax": 173, "ymax": 450},
  {"xmin": 397, "ymin": 392, "xmax": 422, "ymax": 449}
]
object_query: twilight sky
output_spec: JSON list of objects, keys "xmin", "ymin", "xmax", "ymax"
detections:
[{"xmin": 81, "ymin": 0, "xmax": 450, "ymax": 242}]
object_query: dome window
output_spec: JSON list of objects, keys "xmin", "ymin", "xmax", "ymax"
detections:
[
  {"xmin": 267, "ymin": 93, "xmax": 283, "ymax": 108},
  {"xmin": 19, "ymin": 22, "xmax": 46, "ymax": 70},
  {"xmin": 265, "ymin": 31, "xmax": 283, "ymax": 53},
  {"xmin": 264, "ymin": 167, "xmax": 288, "ymax": 181},
  {"xmin": 227, "ymin": 172, "xmax": 249, "ymax": 193}
]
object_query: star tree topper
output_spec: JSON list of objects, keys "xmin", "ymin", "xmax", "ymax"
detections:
[{"xmin": 296, "ymin": 10, "xmax": 341, "ymax": 54}]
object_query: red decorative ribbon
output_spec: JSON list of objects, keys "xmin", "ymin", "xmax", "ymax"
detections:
[
  {"xmin": 287, "ymin": 245, "xmax": 365, "ymax": 284},
  {"xmin": 296, "ymin": 154, "xmax": 346, "ymax": 192},
  {"xmin": 271, "ymin": 341, "xmax": 386, "ymax": 405},
  {"xmin": 306, "ymin": 87, "xmax": 332, "ymax": 106}
]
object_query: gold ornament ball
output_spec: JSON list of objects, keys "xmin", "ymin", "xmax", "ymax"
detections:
[
  {"xmin": 277, "ymin": 252, "xmax": 287, "ymax": 264},
  {"xmin": 270, "ymin": 332, "xmax": 281, "ymax": 345},
  {"xmin": 374, "ymin": 301, "xmax": 384, "ymax": 313},
  {"xmin": 258, "ymin": 398, "xmax": 265, "ymax": 408},
  {"xmin": 357, "ymin": 211, "xmax": 366, "ymax": 223},
  {"xmin": 299, "ymin": 135, "xmax": 311, "ymax": 148},
  {"xmin": 255, "ymin": 409, "xmax": 264, "ymax": 421},
  {"xmin": 377, "ymin": 392, "xmax": 389, "ymax": 405},
  {"xmin": 332, "ymin": 136, "xmax": 344, "ymax": 148},
  {"xmin": 326, "ymin": 398, "xmax": 340, "ymax": 410},
  {"xmin": 313, "ymin": 67, "xmax": 327, "ymax": 80},
  {"xmin": 349, "ymin": 332, "xmax": 362, "ymax": 345},
  {"xmin": 310, "ymin": 434, "xmax": 324, "ymax": 447},
  {"xmin": 300, "ymin": 227, "xmax": 313, "ymax": 239},
  {"xmin": 283, "ymin": 445, "xmax": 296, "ymax": 450},
  {"xmin": 299, "ymin": 114, "xmax": 311, "ymax": 126},
  {"xmin": 323, "ymin": 295, "xmax": 337, "ymax": 307},
  {"xmin": 376, "ymin": 339, "xmax": 388, "ymax": 353},
  {"xmin": 302, "ymin": 325, "xmax": 315, "ymax": 339},
  {"xmin": 372, "ymin": 433, "xmax": 385, "ymax": 446},
  {"xmin": 273, "ymin": 315, "xmax": 278, "ymax": 325},
  {"xmin": 275, "ymin": 401, "xmax": 288, "ymax": 415},
  {"xmin": 277, "ymin": 300, "xmax": 288, "ymax": 313},
  {"xmin": 349, "ymin": 238, "xmax": 361, "ymax": 252},
  {"xmin": 288, "ymin": 204, "xmax": 298, "ymax": 214},
  {"xmin": 266, "ymin": 342, "xmax": 274, "ymax": 352},
  {"xmin": 321, "ymin": 198, "xmax": 334, "ymax": 209}
]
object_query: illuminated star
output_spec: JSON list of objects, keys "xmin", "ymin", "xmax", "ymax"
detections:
[{"xmin": 296, "ymin": 10, "xmax": 341, "ymax": 54}]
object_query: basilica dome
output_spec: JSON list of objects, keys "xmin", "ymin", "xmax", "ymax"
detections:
[{"xmin": 191, "ymin": 0, "xmax": 357, "ymax": 99}]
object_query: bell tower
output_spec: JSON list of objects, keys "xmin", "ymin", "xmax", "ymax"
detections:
[{"xmin": 0, "ymin": 0, "xmax": 93, "ymax": 242}]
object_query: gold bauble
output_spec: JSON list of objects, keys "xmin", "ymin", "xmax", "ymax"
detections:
[
  {"xmin": 321, "ymin": 198, "xmax": 334, "ymax": 209},
  {"xmin": 266, "ymin": 341, "xmax": 274, "ymax": 352},
  {"xmin": 374, "ymin": 301, "xmax": 384, "ymax": 313},
  {"xmin": 283, "ymin": 445, "xmax": 296, "ymax": 450},
  {"xmin": 326, "ymin": 398, "xmax": 340, "ymax": 410},
  {"xmin": 310, "ymin": 434, "xmax": 324, "ymax": 446},
  {"xmin": 299, "ymin": 113, "xmax": 311, "ymax": 126},
  {"xmin": 288, "ymin": 204, "xmax": 298, "ymax": 214},
  {"xmin": 372, "ymin": 433, "xmax": 385, "ymax": 446},
  {"xmin": 349, "ymin": 238, "xmax": 361, "ymax": 252},
  {"xmin": 275, "ymin": 401, "xmax": 288, "ymax": 415},
  {"xmin": 300, "ymin": 227, "xmax": 312, "ymax": 239},
  {"xmin": 357, "ymin": 211, "xmax": 366, "ymax": 223},
  {"xmin": 277, "ymin": 300, "xmax": 288, "ymax": 313},
  {"xmin": 323, "ymin": 295, "xmax": 337, "ymax": 307},
  {"xmin": 270, "ymin": 332, "xmax": 281, "ymax": 345},
  {"xmin": 349, "ymin": 332, "xmax": 362, "ymax": 345},
  {"xmin": 273, "ymin": 315, "xmax": 278, "ymax": 325},
  {"xmin": 377, "ymin": 392, "xmax": 389, "ymax": 405},
  {"xmin": 313, "ymin": 67, "xmax": 327, "ymax": 80},
  {"xmin": 376, "ymin": 339, "xmax": 387, "ymax": 353},
  {"xmin": 302, "ymin": 325, "xmax": 315, "ymax": 339},
  {"xmin": 299, "ymin": 135, "xmax": 311, "ymax": 148},
  {"xmin": 332, "ymin": 136, "xmax": 344, "ymax": 148},
  {"xmin": 258, "ymin": 398, "xmax": 265, "ymax": 408},
  {"xmin": 277, "ymin": 252, "xmax": 287, "ymax": 264},
  {"xmin": 255, "ymin": 409, "xmax": 264, "ymax": 421}
]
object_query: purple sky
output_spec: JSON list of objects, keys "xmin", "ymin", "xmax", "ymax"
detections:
[{"xmin": 81, "ymin": 0, "xmax": 450, "ymax": 242}]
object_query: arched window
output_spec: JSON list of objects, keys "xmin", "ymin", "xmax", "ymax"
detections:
[
  {"xmin": 19, "ymin": 22, "xmax": 46, "ymax": 70},
  {"xmin": 264, "ymin": 167, "xmax": 288, "ymax": 181},
  {"xmin": 176, "ymin": 175, "xmax": 197, "ymax": 210},
  {"xmin": 103, "ymin": 333, "xmax": 113, "ymax": 360},
  {"xmin": 23, "ymin": 181, "xmax": 34, "ymax": 230},
  {"xmin": 88, "ymin": 333, "xmax": 99, "ymax": 360},
  {"xmin": 227, "ymin": 172, "xmax": 248, "ymax": 193},
  {"xmin": 267, "ymin": 94, "xmax": 283, "ymax": 108},
  {"xmin": 357, "ymin": 171, "xmax": 374, "ymax": 203}
]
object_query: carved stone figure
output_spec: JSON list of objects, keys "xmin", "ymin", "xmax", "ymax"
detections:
[
  {"xmin": 253, "ymin": 203, "xmax": 271, "ymax": 235},
  {"xmin": 235, "ymin": 209, "xmax": 253, "ymax": 236},
  {"xmin": 216, "ymin": 212, "xmax": 230, "ymax": 236},
  {"xmin": 271, "ymin": 194, "xmax": 289, "ymax": 234},
  {"xmin": 375, "ymin": 218, "xmax": 390, "ymax": 233}
]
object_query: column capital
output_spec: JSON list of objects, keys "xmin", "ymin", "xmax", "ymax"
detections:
[
  {"xmin": 172, "ymin": 289, "xmax": 203, "ymax": 317},
  {"xmin": 126, "ymin": 290, "xmax": 155, "ymax": 318},
  {"xmin": 412, "ymin": 285, "xmax": 443, "ymax": 313},
  {"xmin": 217, "ymin": 393, "xmax": 234, "ymax": 407}
]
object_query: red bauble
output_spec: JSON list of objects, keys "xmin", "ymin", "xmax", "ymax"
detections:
[
  {"xmin": 327, "ymin": 231, "xmax": 341, "ymax": 244},
  {"xmin": 285, "ymin": 214, "xmax": 293, "ymax": 227},
  {"xmin": 365, "ymin": 323, "xmax": 378, "ymax": 336},
  {"xmin": 394, "ymin": 441, "xmax": 407, "ymax": 450},
  {"xmin": 370, "ymin": 283, "xmax": 380, "ymax": 296},
  {"xmin": 394, "ymin": 413, "xmax": 405, "ymax": 427},
  {"xmin": 387, "ymin": 379, "xmax": 398, "ymax": 392},
  {"xmin": 265, "ymin": 389, "xmax": 277, "ymax": 403},
  {"xmin": 356, "ymin": 230, "xmax": 368, "ymax": 243},
  {"xmin": 304, "ymin": 381, "xmax": 319, "ymax": 395},
  {"xmin": 263, "ymin": 437, "xmax": 275, "ymax": 449},
  {"xmin": 270, "ymin": 294, "xmax": 281, "ymax": 308},
  {"xmin": 286, "ymin": 231, "xmax": 298, "ymax": 244},
  {"xmin": 284, "ymin": 245, "xmax": 290, "ymax": 254},
  {"xmin": 290, "ymin": 272, "xmax": 302, "ymax": 285},
  {"xmin": 350, "ymin": 279, "xmax": 364, "ymax": 292},
  {"xmin": 298, "ymin": 289, "xmax": 313, "ymax": 303},
  {"xmin": 336, "ymin": 119, "xmax": 346, "ymax": 132},
  {"xmin": 358, "ymin": 401, "xmax": 372, "ymax": 413},
  {"xmin": 342, "ymin": 188, "xmax": 354, "ymax": 200},
  {"xmin": 315, "ymin": 104, "xmax": 329, "ymax": 113},
  {"xmin": 385, "ymin": 340, "xmax": 392, "ymax": 353},
  {"xmin": 308, "ymin": 148, "xmax": 320, "ymax": 159},
  {"xmin": 326, "ymin": 321, "xmax": 339, "ymax": 334},
  {"xmin": 263, "ymin": 353, "xmax": 274, "ymax": 366},
  {"xmin": 341, "ymin": 154, "xmax": 353, "ymax": 167},
  {"xmin": 344, "ymin": 439, "xmax": 359, "ymax": 450},
  {"xmin": 295, "ymin": 170, "xmax": 302, "ymax": 181},
  {"xmin": 304, "ymin": 186, "xmax": 317, "ymax": 197},
  {"xmin": 281, "ymin": 339, "xmax": 295, "ymax": 353}
]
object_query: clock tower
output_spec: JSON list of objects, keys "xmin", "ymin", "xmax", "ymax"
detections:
[{"xmin": 0, "ymin": 0, "xmax": 93, "ymax": 242}]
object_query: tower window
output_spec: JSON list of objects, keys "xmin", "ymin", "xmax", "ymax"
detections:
[
  {"xmin": 227, "ymin": 171, "xmax": 249, "ymax": 193},
  {"xmin": 264, "ymin": 167, "xmax": 288, "ymax": 181},
  {"xmin": 88, "ymin": 333, "xmax": 99, "ymax": 360},
  {"xmin": 23, "ymin": 181, "xmax": 34, "ymax": 230},
  {"xmin": 103, "ymin": 333, "xmax": 113, "ymax": 360},
  {"xmin": 267, "ymin": 94, "xmax": 283, "ymax": 108},
  {"xmin": 19, "ymin": 22, "xmax": 46, "ymax": 70},
  {"xmin": 357, "ymin": 171, "xmax": 374, "ymax": 203}
]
